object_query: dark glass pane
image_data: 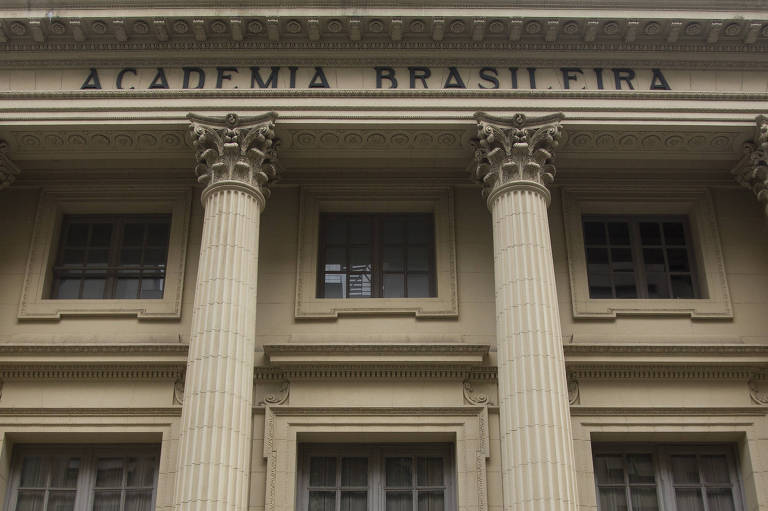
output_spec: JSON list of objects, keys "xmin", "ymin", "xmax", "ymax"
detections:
[
  {"xmin": 639, "ymin": 222, "xmax": 662, "ymax": 246},
  {"xmin": 610, "ymin": 248, "xmax": 634, "ymax": 271},
  {"xmin": 386, "ymin": 492, "xmax": 412, "ymax": 511},
  {"xmin": 309, "ymin": 492, "xmax": 336, "ymax": 511},
  {"xmin": 121, "ymin": 248, "xmax": 142, "ymax": 265},
  {"xmin": 707, "ymin": 488, "xmax": 735, "ymax": 511},
  {"xmin": 607, "ymin": 222, "xmax": 630, "ymax": 245},
  {"xmin": 55, "ymin": 278, "xmax": 81, "ymax": 299},
  {"xmin": 143, "ymin": 248, "xmax": 167, "ymax": 266},
  {"xmin": 126, "ymin": 456, "xmax": 156, "ymax": 487},
  {"xmin": 125, "ymin": 489, "xmax": 154, "ymax": 511},
  {"xmin": 309, "ymin": 457, "xmax": 337, "ymax": 487},
  {"xmin": 417, "ymin": 457, "xmax": 443, "ymax": 486},
  {"xmin": 614, "ymin": 272, "xmax": 637, "ymax": 298},
  {"xmin": 663, "ymin": 222, "xmax": 686, "ymax": 246},
  {"xmin": 643, "ymin": 248, "xmax": 666, "ymax": 273},
  {"xmin": 671, "ymin": 456, "xmax": 700, "ymax": 484},
  {"xmin": 87, "ymin": 249, "xmax": 110, "ymax": 265},
  {"xmin": 116, "ymin": 272, "xmax": 140, "ymax": 299},
  {"xmin": 675, "ymin": 488, "xmax": 704, "ymax": 511},
  {"xmin": 349, "ymin": 247, "xmax": 371, "ymax": 272},
  {"xmin": 140, "ymin": 278, "xmax": 164, "ymax": 299},
  {"xmin": 65, "ymin": 223, "xmax": 89, "ymax": 245},
  {"xmin": 383, "ymin": 274, "xmax": 405, "ymax": 298},
  {"xmin": 418, "ymin": 491, "xmax": 444, "ymax": 511},
  {"xmin": 93, "ymin": 490, "xmax": 122, "ymax": 511},
  {"xmin": 407, "ymin": 274, "xmax": 431, "ymax": 298},
  {"xmin": 324, "ymin": 247, "xmax": 346, "ymax": 272},
  {"xmin": 341, "ymin": 492, "xmax": 367, "ymax": 511},
  {"xmin": 701, "ymin": 456, "xmax": 730, "ymax": 484},
  {"xmin": 20, "ymin": 456, "xmax": 45, "ymax": 487},
  {"xmin": 349, "ymin": 218, "xmax": 371, "ymax": 244},
  {"xmin": 381, "ymin": 218, "xmax": 405, "ymax": 244},
  {"xmin": 341, "ymin": 458, "xmax": 368, "ymax": 487},
  {"xmin": 583, "ymin": 221, "xmax": 607, "ymax": 245},
  {"xmin": 386, "ymin": 457, "xmax": 412, "ymax": 487},
  {"xmin": 90, "ymin": 224, "xmax": 113, "ymax": 247},
  {"xmin": 630, "ymin": 487, "xmax": 659, "ymax": 511},
  {"xmin": 96, "ymin": 458, "xmax": 124, "ymax": 487},
  {"xmin": 81, "ymin": 278, "xmax": 106, "ymax": 299},
  {"xmin": 586, "ymin": 247, "xmax": 609, "ymax": 273},
  {"xmin": 323, "ymin": 275, "xmax": 346, "ymax": 298},
  {"xmin": 407, "ymin": 247, "xmax": 429, "ymax": 271},
  {"xmin": 147, "ymin": 222, "xmax": 170, "ymax": 246},
  {"xmin": 671, "ymin": 275, "xmax": 695, "ymax": 299},
  {"xmin": 15, "ymin": 490, "xmax": 45, "ymax": 511},
  {"xmin": 325, "ymin": 218, "xmax": 346, "ymax": 245},
  {"xmin": 598, "ymin": 488, "xmax": 628, "ymax": 511},
  {"xmin": 587, "ymin": 273, "xmax": 612, "ymax": 299},
  {"xmin": 407, "ymin": 217, "xmax": 431, "ymax": 244},
  {"xmin": 348, "ymin": 274, "xmax": 371, "ymax": 298},
  {"xmin": 123, "ymin": 223, "xmax": 146, "ymax": 246},
  {"xmin": 646, "ymin": 272, "xmax": 670, "ymax": 299},
  {"xmin": 62, "ymin": 249, "xmax": 85, "ymax": 265},
  {"xmin": 667, "ymin": 249, "xmax": 690, "ymax": 272},
  {"xmin": 47, "ymin": 491, "xmax": 76, "ymax": 511},
  {"xmin": 627, "ymin": 454, "xmax": 655, "ymax": 484},
  {"xmin": 50, "ymin": 457, "xmax": 80, "ymax": 488},
  {"xmin": 383, "ymin": 247, "xmax": 404, "ymax": 271},
  {"xmin": 594, "ymin": 455, "xmax": 625, "ymax": 484}
]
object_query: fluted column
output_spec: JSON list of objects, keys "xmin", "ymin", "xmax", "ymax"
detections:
[
  {"xmin": 0, "ymin": 140, "xmax": 21, "ymax": 190},
  {"xmin": 175, "ymin": 112, "xmax": 279, "ymax": 511},
  {"xmin": 732, "ymin": 115, "xmax": 768, "ymax": 221},
  {"xmin": 472, "ymin": 112, "xmax": 577, "ymax": 511}
]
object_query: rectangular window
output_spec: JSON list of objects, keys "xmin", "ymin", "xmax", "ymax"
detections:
[
  {"xmin": 593, "ymin": 445, "xmax": 743, "ymax": 511},
  {"xmin": 6, "ymin": 445, "xmax": 159, "ymax": 511},
  {"xmin": 317, "ymin": 214, "xmax": 436, "ymax": 299},
  {"xmin": 51, "ymin": 215, "xmax": 171, "ymax": 300},
  {"xmin": 582, "ymin": 216, "xmax": 700, "ymax": 300},
  {"xmin": 299, "ymin": 445, "xmax": 454, "ymax": 511}
]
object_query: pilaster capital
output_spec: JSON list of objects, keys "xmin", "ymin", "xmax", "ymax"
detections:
[
  {"xmin": 187, "ymin": 112, "xmax": 279, "ymax": 206},
  {"xmin": 0, "ymin": 140, "xmax": 22, "ymax": 191},
  {"xmin": 732, "ymin": 115, "xmax": 768, "ymax": 219},
  {"xmin": 470, "ymin": 112, "xmax": 564, "ymax": 205}
]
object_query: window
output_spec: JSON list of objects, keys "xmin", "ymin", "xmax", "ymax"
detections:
[
  {"xmin": 582, "ymin": 216, "xmax": 699, "ymax": 300},
  {"xmin": 6, "ymin": 445, "xmax": 159, "ymax": 511},
  {"xmin": 51, "ymin": 215, "xmax": 171, "ymax": 300},
  {"xmin": 593, "ymin": 445, "xmax": 743, "ymax": 511},
  {"xmin": 298, "ymin": 445, "xmax": 454, "ymax": 511},
  {"xmin": 317, "ymin": 214, "xmax": 436, "ymax": 299}
]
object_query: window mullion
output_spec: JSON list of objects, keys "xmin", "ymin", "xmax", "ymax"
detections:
[
  {"xmin": 630, "ymin": 220, "xmax": 648, "ymax": 299},
  {"xmin": 373, "ymin": 215, "xmax": 381, "ymax": 298}
]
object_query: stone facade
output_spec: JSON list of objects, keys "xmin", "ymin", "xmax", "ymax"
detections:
[{"xmin": 0, "ymin": 1, "xmax": 767, "ymax": 511}]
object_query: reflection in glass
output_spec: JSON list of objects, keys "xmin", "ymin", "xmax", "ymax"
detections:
[{"xmin": 386, "ymin": 458, "xmax": 412, "ymax": 487}]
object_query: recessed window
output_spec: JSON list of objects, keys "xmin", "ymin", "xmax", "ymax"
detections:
[
  {"xmin": 582, "ymin": 216, "xmax": 700, "ymax": 299},
  {"xmin": 317, "ymin": 214, "xmax": 436, "ymax": 299},
  {"xmin": 593, "ymin": 445, "xmax": 743, "ymax": 511},
  {"xmin": 6, "ymin": 445, "xmax": 159, "ymax": 511},
  {"xmin": 298, "ymin": 445, "xmax": 454, "ymax": 511},
  {"xmin": 51, "ymin": 215, "xmax": 171, "ymax": 300}
]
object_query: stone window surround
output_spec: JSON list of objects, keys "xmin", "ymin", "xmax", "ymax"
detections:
[
  {"xmin": 294, "ymin": 186, "xmax": 458, "ymax": 319},
  {"xmin": 561, "ymin": 187, "xmax": 733, "ymax": 319},
  {"xmin": 17, "ymin": 186, "xmax": 192, "ymax": 320}
]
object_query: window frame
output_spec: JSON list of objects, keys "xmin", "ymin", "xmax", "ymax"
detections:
[
  {"xmin": 5, "ymin": 444, "xmax": 160, "ymax": 511},
  {"xmin": 592, "ymin": 444, "xmax": 745, "ymax": 511},
  {"xmin": 17, "ymin": 187, "xmax": 191, "ymax": 319},
  {"xmin": 561, "ymin": 188, "xmax": 733, "ymax": 318},
  {"xmin": 297, "ymin": 444, "xmax": 455, "ymax": 511}
]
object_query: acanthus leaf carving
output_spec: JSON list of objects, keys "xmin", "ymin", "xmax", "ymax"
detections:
[
  {"xmin": 0, "ymin": 140, "xmax": 21, "ymax": 190},
  {"xmin": 173, "ymin": 372, "xmax": 185, "ymax": 406},
  {"xmin": 463, "ymin": 380, "xmax": 490, "ymax": 406},
  {"xmin": 567, "ymin": 380, "xmax": 580, "ymax": 405},
  {"xmin": 471, "ymin": 112, "xmax": 564, "ymax": 199},
  {"xmin": 749, "ymin": 380, "xmax": 768, "ymax": 405},
  {"xmin": 732, "ymin": 115, "xmax": 768, "ymax": 220}
]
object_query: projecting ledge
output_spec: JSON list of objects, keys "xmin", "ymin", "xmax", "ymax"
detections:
[{"xmin": 263, "ymin": 344, "xmax": 489, "ymax": 365}]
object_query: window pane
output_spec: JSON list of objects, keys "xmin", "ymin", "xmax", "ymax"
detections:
[
  {"xmin": 407, "ymin": 274, "xmax": 430, "ymax": 298},
  {"xmin": 93, "ymin": 490, "xmax": 122, "ymax": 511},
  {"xmin": 598, "ymin": 488, "xmax": 627, "ymax": 511},
  {"xmin": 586, "ymin": 247, "xmax": 609, "ymax": 272},
  {"xmin": 407, "ymin": 218, "xmax": 431, "ymax": 244},
  {"xmin": 594, "ymin": 455, "xmax": 624, "ymax": 484},
  {"xmin": 81, "ymin": 278, "xmax": 106, "ymax": 299},
  {"xmin": 383, "ymin": 247, "xmax": 404, "ymax": 272},
  {"xmin": 381, "ymin": 218, "xmax": 405, "ymax": 244},
  {"xmin": 348, "ymin": 274, "xmax": 372, "ymax": 298},
  {"xmin": 20, "ymin": 456, "xmax": 45, "ymax": 487},
  {"xmin": 610, "ymin": 248, "xmax": 633, "ymax": 271},
  {"xmin": 627, "ymin": 454, "xmax": 655, "ymax": 484},
  {"xmin": 418, "ymin": 491, "xmax": 444, "ymax": 511},
  {"xmin": 90, "ymin": 224, "xmax": 113, "ymax": 247},
  {"xmin": 607, "ymin": 222, "xmax": 630, "ymax": 245},
  {"xmin": 700, "ymin": 456, "xmax": 730, "ymax": 484},
  {"xmin": 309, "ymin": 457, "xmax": 336, "ymax": 487},
  {"xmin": 62, "ymin": 249, "xmax": 85, "ymax": 265},
  {"xmin": 639, "ymin": 222, "xmax": 662, "ymax": 245},
  {"xmin": 667, "ymin": 249, "xmax": 690, "ymax": 272},
  {"xmin": 54, "ymin": 278, "xmax": 81, "ymax": 299},
  {"xmin": 123, "ymin": 224, "xmax": 146, "ymax": 246},
  {"xmin": 643, "ymin": 248, "xmax": 666, "ymax": 273},
  {"xmin": 324, "ymin": 247, "xmax": 346, "ymax": 272},
  {"xmin": 309, "ymin": 491, "xmax": 336, "ymax": 511},
  {"xmin": 65, "ymin": 224, "xmax": 89, "ymax": 245},
  {"xmin": 15, "ymin": 491, "xmax": 45, "ymax": 511},
  {"xmin": 47, "ymin": 491, "xmax": 76, "ymax": 511},
  {"xmin": 583, "ymin": 222, "xmax": 607, "ymax": 245},
  {"xmin": 646, "ymin": 272, "xmax": 670, "ymax": 299},
  {"xmin": 147, "ymin": 223, "xmax": 170, "ymax": 247},
  {"xmin": 125, "ymin": 489, "xmax": 154, "ymax": 511},
  {"xmin": 87, "ymin": 249, "xmax": 110, "ymax": 266},
  {"xmin": 341, "ymin": 492, "xmax": 367, "ymax": 511},
  {"xmin": 407, "ymin": 247, "xmax": 429, "ymax": 271},
  {"xmin": 96, "ymin": 458, "xmax": 124, "ymax": 487},
  {"xmin": 324, "ymin": 275, "xmax": 346, "ymax": 299},
  {"xmin": 386, "ymin": 491, "xmax": 412, "ymax": 511},
  {"xmin": 383, "ymin": 274, "xmax": 405, "ymax": 298},
  {"xmin": 49, "ymin": 457, "xmax": 80, "ymax": 488},
  {"xmin": 126, "ymin": 456, "xmax": 156, "ymax": 488},
  {"xmin": 143, "ymin": 248, "xmax": 167, "ymax": 266},
  {"xmin": 613, "ymin": 273, "xmax": 637, "ymax": 298},
  {"xmin": 121, "ymin": 248, "xmax": 143, "ymax": 266},
  {"xmin": 707, "ymin": 488, "xmax": 735, "ymax": 511},
  {"xmin": 341, "ymin": 458, "xmax": 367, "ymax": 487},
  {"xmin": 325, "ymin": 218, "xmax": 346, "ymax": 245},
  {"xmin": 675, "ymin": 488, "xmax": 704, "ymax": 511},
  {"xmin": 349, "ymin": 218, "xmax": 371, "ymax": 244},
  {"xmin": 140, "ymin": 278, "xmax": 164, "ymax": 299},
  {"xmin": 671, "ymin": 456, "xmax": 700, "ymax": 484},
  {"xmin": 349, "ymin": 247, "xmax": 372, "ymax": 272},
  {"xmin": 417, "ymin": 458, "xmax": 443, "ymax": 486},
  {"xmin": 663, "ymin": 222, "xmax": 686, "ymax": 245},
  {"xmin": 671, "ymin": 275, "xmax": 695, "ymax": 299},
  {"xmin": 630, "ymin": 487, "xmax": 659, "ymax": 511},
  {"xmin": 588, "ymin": 273, "xmax": 612, "ymax": 299},
  {"xmin": 115, "ymin": 277, "xmax": 140, "ymax": 299},
  {"xmin": 386, "ymin": 458, "xmax": 412, "ymax": 488}
]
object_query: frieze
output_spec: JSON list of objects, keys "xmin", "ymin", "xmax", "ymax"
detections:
[
  {"xmin": 562, "ymin": 130, "xmax": 742, "ymax": 154},
  {"xmin": 0, "ymin": 364, "xmax": 185, "ymax": 381},
  {"xmin": 283, "ymin": 128, "xmax": 470, "ymax": 151},
  {"xmin": 567, "ymin": 364, "xmax": 767, "ymax": 381},
  {"xmin": 12, "ymin": 130, "xmax": 188, "ymax": 154},
  {"xmin": 253, "ymin": 365, "xmax": 498, "ymax": 381}
]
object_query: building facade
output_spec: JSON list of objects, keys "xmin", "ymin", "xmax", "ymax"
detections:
[{"xmin": 1, "ymin": 1, "xmax": 768, "ymax": 511}]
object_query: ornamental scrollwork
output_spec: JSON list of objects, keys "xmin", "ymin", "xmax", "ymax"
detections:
[
  {"xmin": 187, "ymin": 112, "xmax": 279, "ymax": 200},
  {"xmin": 471, "ymin": 112, "xmax": 564, "ymax": 198},
  {"xmin": 567, "ymin": 380, "xmax": 580, "ymax": 405},
  {"xmin": 262, "ymin": 381, "xmax": 290, "ymax": 406},
  {"xmin": 173, "ymin": 374, "xmax": 185, "ymax": 406},
  {"xmin": 732, "ymin": 115, "xmax": 768, "ymax": 220},
  {"xmin": 0, "ymin": 140, "xmax": 21, "ymax": 191},
  {"xmin": 463, "ymin": 380, "xmax": 489, "ymax": 406},
  {"xmin": 748, "ymin": 381, "xmax": 768, "ymax": 406}
]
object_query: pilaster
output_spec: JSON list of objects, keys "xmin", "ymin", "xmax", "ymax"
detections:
[
  {"xmin": 175, "ymin": 112, "xmax": 278, "ymax": 511},
  {"xmin": 472, "ymin": 112, "xmax": 578, "ymax": 511},
  {"xmin": 0, "ymin": 140, "xmax": 21, "ymax": 190},
  {"xmin": 732, "ymin": 115, "xmax": 768, "ymax": 220}
]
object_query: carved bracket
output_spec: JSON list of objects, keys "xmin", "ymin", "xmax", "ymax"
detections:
[
  {"xmin": 0, "ymin": 140, "xmax": 21, "ymax": 190},
  {"xmin": 567, "ymin": 380, "xmax": 580, "ymax": 405},
  {"xmin": 261, "ymin": 381, "xmax": 290, "ymax": 406},
  {"xmin": 732, "ymin": 115, "xmax": 768, "ymax": 220},
  {"xmin": 749, "ymin": 380, "xmax": 768, "ymax": 405},
  {"xmin": 463, "ymin": 380, "xmax": 490, "ymax": 406},
  {"xmin": 173, "ymin": 372, "xmax": 185, "ymax": 406}
]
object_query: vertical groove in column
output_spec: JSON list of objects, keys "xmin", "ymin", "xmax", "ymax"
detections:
[
  {"xmin": 491, "ymin": 186, "xmax": 578, "ymax": 511},
  {"xmin": 175, "ymin": 188, "xmax": 261, "ymax": 511}
]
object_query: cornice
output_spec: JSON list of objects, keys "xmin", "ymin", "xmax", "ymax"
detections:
[
  {"xmin": 567, "ymin": 364, "xmax": 767, "ymax": 382},
  {"xmin": 563, "ymin": 344, "xmax": 768, "ymax": 356},
  {"xmin": 265, "ymin": 406, "xmax": 486, "ymax": 416},
  {"xmin": 0, "ymin": 363, "xmax": 185, "ymax": 381},
  {"xmin": 570, "ymin": 406, "xmax": 767, "ymax": 417},
  {"xmin": 0, "ymin": 343, "xmax": 189, "ymax": 354},
  {"xmin": 0, "ymin": 407, "xmax": 182, "ymax": 416},
  {"xmin": 264, "ymin": 344, "xmax": 490, "ymax": 365}
]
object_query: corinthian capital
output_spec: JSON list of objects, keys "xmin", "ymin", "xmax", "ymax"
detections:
[
  {"xmin": 187, "ymin": 112, "xmax": 279, "ymax": 204},
  {"xmin": 0, "ymin": 140, "xmax": 21, "ymax": 191},
  {"xmin": 471, "ymin": 112, "xmax": 564, "ymax": 201},
  {"xmin": 732, "ymin": 115, "xmax": 768, "ymax": 219}
]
